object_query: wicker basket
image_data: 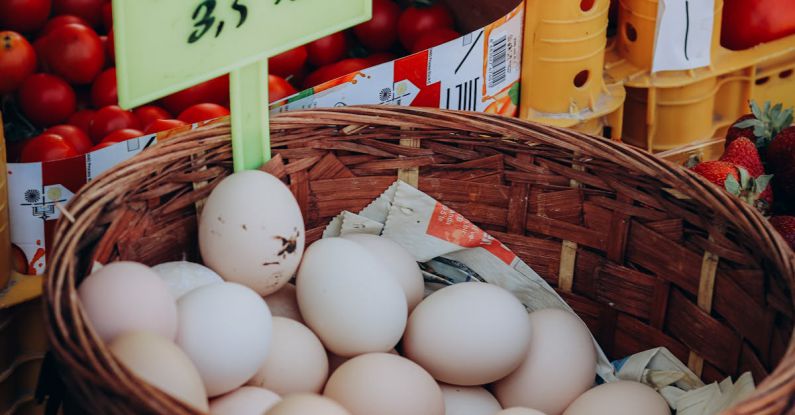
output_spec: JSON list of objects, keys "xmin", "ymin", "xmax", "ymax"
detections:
[{"xmin": 44, "ymin": 107, "xmax": 795, "ymax": 414}]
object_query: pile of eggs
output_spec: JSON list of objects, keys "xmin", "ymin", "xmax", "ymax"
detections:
[{"xmin": 77, "ymin": 170, "xmax": 671, "ymax": 415}]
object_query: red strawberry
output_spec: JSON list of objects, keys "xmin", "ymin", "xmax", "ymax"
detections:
[
  {"xmin": 692, "ymin": 161, "xmax": 739, "ymax": 187},
  {"xmin": 769, "ymin": 216, "xmax": 795, "ymax": 251},
  {"xmin": 692, "ymin": 161, "xmax": 774, "ymax": 213},
  {"xmin": 767, "ymin": 126, "xmax": 795, "ymax": 206},
  {"xmin": 731, "ymin": 100, "xmax": 793, "ymax": 151},
  {"xmin": 725, "ymin": 114, "xmax": 755, "ymax": 148},
  {"xmin": 720, "ymin": 137, "xmax": 764, "ymax": 177}
]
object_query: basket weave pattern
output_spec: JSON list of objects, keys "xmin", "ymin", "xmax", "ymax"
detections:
[{"xmin": 45, "ymin": 107, "xmax": 795, "ymax": 414}]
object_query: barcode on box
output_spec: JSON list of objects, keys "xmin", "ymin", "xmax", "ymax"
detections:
[{"xmin": 488, "ymin": 33, "xmax": 508, "ymax": 89}]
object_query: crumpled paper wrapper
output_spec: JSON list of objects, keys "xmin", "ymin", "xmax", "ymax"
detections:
[{"xmin": 323, "ymin": 180, "xmax": 755, "ymax": 413}]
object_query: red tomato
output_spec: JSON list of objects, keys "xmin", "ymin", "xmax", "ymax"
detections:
[
  {"xmin": 161, "ymin": 75, "xmax": 229, "ymax": 114},
  {"xmin": 411, "ymin": 28, "xmax": 459, "ymax": 53},
  {"xmin": 398, "ymin": 3, "xmax": 455, "ymax": 50},
  {"xmin": 177, "ymin": 103, "xmax": 230, "ymax": 124},
  {"xmin": 44, "ymin": 124, "xmax": 92, "ymax": 153},
  {"xmin": 268, "ymin": 75, "xmax": 297, "ymax": 102},
  {"xmin": 366, "ymin": 52, "xmax": 396, "ymax": 66},
  {"xmin": 0, "ymin": 0, "xmax": 52, "ymax": 33},
  {"xmin": 67, "ymin": 109, "xmax": 94, "ymax": 133},
  {"xmin": 90, "ymin": 105, "xmax": 140, "ymax": 143},
  {"xmin": 52, "ymin": 0, "xmax": 105, "ymax": 28},
  {"xmin": 102, "ymin": 1, "xmax": 112, "ymax": 32},
  {"xmin": 32, "ymin": 35, "xmax": 50, "ymax": 70},
  {"xmin": 99, "ymin": 128, "xmax": 143, "ymax": 144},
  {"xmin": 90, "ymin": 141, "xmax": 115, "ymax": 151},
  {"xmin": 721, "ymin": 0, "xmax": 795, "ymax": 50},
  {"xmin": 269, "ymin": 46, "xmax": 308, "ymax": 78},
  {"xmin": 306, "ymin": 32, "xmax": 348, "ymax": 67},
  {"xmin": 18, "ymin": 74, "xmax": 76, "ymax": 126},
  {"xmin": 0, "ymin": 31, "xmax": 37, "ymax": 94},
  {"xmin": 20, "ymin": 133, "xmax": 79, "ymax": 162},
  {"xmin": 90, "ymin": 67, "xmax": 116, "ymax": 107},
  {"xmin": 40, "ymin": 15, "xmax": 90, "ymax": 36},
  {"xmin": 144, "ymin": 119, "xmax": 186, "ymax": 135},
  {"xmin": 354, "ymin": 0, "xmax": 401, "ymax": 52},
  {"xmin": 43, "ymin": 23, "xmax": 104, "ymax": 84},
  {"xmin": 133, "ymin": 105, "xmax": 172, "ymax": 130},
  {"xmin": 303, "ymin": 58, "xmax": 370, "ymax": 89},
  {"xmin": 105, "ymin": 30, "xmax": 115, "ymax": 62}
]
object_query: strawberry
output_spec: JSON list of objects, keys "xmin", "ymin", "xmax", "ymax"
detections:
[
  {"xmin": 692, "ymin": 161, "xmax": 774, "ymax": 213},
  {"xmin": 732, "ymin": 100, "xmax": 793, "ymax": 151},
  {"xmin": 720, "ymin": 137, "xmax": 764, "ymax": 177},
  {"xmin": 725, "ymin": 114, "xmax": 755, "ymax": 148},
  {"xmin": 767, "ymin": 126, "xmax": 795, "ymax": 206},
  {"xmin": 692, "ymin": 161, "xmax": 739, "ymax": 187},
  {"xmin": 769, "ymin": 216, "xmax": 795, "ymax": 251}
]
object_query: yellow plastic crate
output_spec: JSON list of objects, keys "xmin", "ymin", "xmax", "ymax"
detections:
[
  {"xmin": 606, "ymin": 0, "xmax": 795, "ymax": 155},
  {"xmin": 519, "ymin": 0, "xmax": 625, "ymax": 139}
]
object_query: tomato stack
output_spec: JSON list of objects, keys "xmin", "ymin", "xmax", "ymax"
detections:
[{"xmin": 0, "ymin": 0, "xmax": 459, "ymax": 163}]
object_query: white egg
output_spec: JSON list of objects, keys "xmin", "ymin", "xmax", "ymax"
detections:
[
  {"xmin": 403, "ymin": 282, "xmax": 532, "ymax": 385},
  {"xmin": 266, "ymin": 394, "xmax": 351, "ymax": 415},
  {"xmin": 323, "ymin": 353, "xmax": 445, "ymax": 415},
  {"xmin": 199, "ymin": 170, "xmax": 305, "ymax": 296},
  {"xmin": 497, "ymin": 409, "xmax": 548, "ymax": 415},
  {"xmin": 494, "ymin": 308, "xmax": 596, "ymax": 415},
  {"xmin": 177, "ymin": 282, "xmax": 272, "ymax": 397},
  {"xmin": 440, "ymin": 384, "xmax": 502, "ymax": 415},
  {"xmin": 152, "ymin": 261, "xmax": 223, "ymax": 299},
  {"xmin": 78, "ymin": 261, "xmax": 177, "ymax": 343},
  {"xmin": 296, "ymin": 238, "xmax": 407, "ymax": 357},
  {"xmin": 248, "ymin": 317, "xmax": 329, "ymax": 395},
  {"xmin": 563, "ymin": 381, "xmax": 670, "ymax": 415},
  {"xmin": 263, "ymin": 283, "xmax": 304, "ymax": 323},
  {"xmin": 110, "ymin": 331, "xmax": 208, "ymax": 413},
  {"xmin": 210, "ymin": 386, "xmax": 281, "ymax": 415},
  {"xmin": 342, "ymin": 233, "xmax": 425, "ymax": 311}
]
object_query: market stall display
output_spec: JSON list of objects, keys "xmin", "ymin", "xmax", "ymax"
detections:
[{"xmin": 0, "ymin": 0, "xmax": 794, "ymax": 414}]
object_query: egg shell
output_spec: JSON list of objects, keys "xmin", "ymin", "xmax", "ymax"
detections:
[
  {"xmin": 209, "ymin": 386, "xmax": 281, "ymax": 415},
  {"xmin": 328, "ymin": 348, "xmax": 399, "ymax": 376},
  {"xmin": 177, "ymin": 282, "xmax": 273, "ymax": 397},
  {"xmin": 248, "ymin": 317, "xmax": 329, "ymax": 395},
  {"xmin": 266, "ymin": 394, "xmax": 352, "ymax": 415},
  {"xmin": 323, "ymin": 353, "xmax": 445, "ymax": 415},
  {"xmin": 296, "ymin": 238, "xmax": 407, "ymax": 357},
  {"xmin": 494, "ymin": 308, "xmax": 596, "ymax": 415},
  {"xmin": 110, "ymin": 331, "xmax": 208, "ymax": 412},
  {"xmin": 440, "ymin": 384, "xmax": 502, "ymax": 415},
  {"xmin": 263, "ymin": 283, "xmax": 304, "ymax": 324},
  {"xmin": 78, "ymin": 261, "xmax": 177, "ymax": 343},
  {"xmin": 199, "ymin": 170, "xmax": 305, "ymax": 296},
  {"xmin": 563, "ymin": 381, "xmax": 670, "ymax": 415},
  {"xmin": 342, "ymin": 233, "xmax": 425, "ymax": 310},
  {"xmin": 152, "ymin": 261, "xmax": 223, "ymax": 299},
  {"xmin": 403, "ymin": 282, "xmax": 531, "ymax": 385},
  {"xmin": 497, "ymin": 409, "xmax": 548, "ymax": 415}
]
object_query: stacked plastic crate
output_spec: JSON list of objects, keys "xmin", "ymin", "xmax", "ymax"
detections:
[
  {"xmin": 520, "ymin": 0, "xmax": 626, "ymax": 139},
  {"xmin": 605, "ymin": 0, "xmax": 795, "ymax": 164}
]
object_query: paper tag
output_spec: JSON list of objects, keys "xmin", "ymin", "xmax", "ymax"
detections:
[{"xmin": 652, "ymin": 0, "xmax": 714, "ymax": 73}]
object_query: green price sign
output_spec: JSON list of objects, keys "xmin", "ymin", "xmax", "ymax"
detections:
[{"xmin": 112, "ymin": 0, "xmax": 371, "ymax": 171}]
